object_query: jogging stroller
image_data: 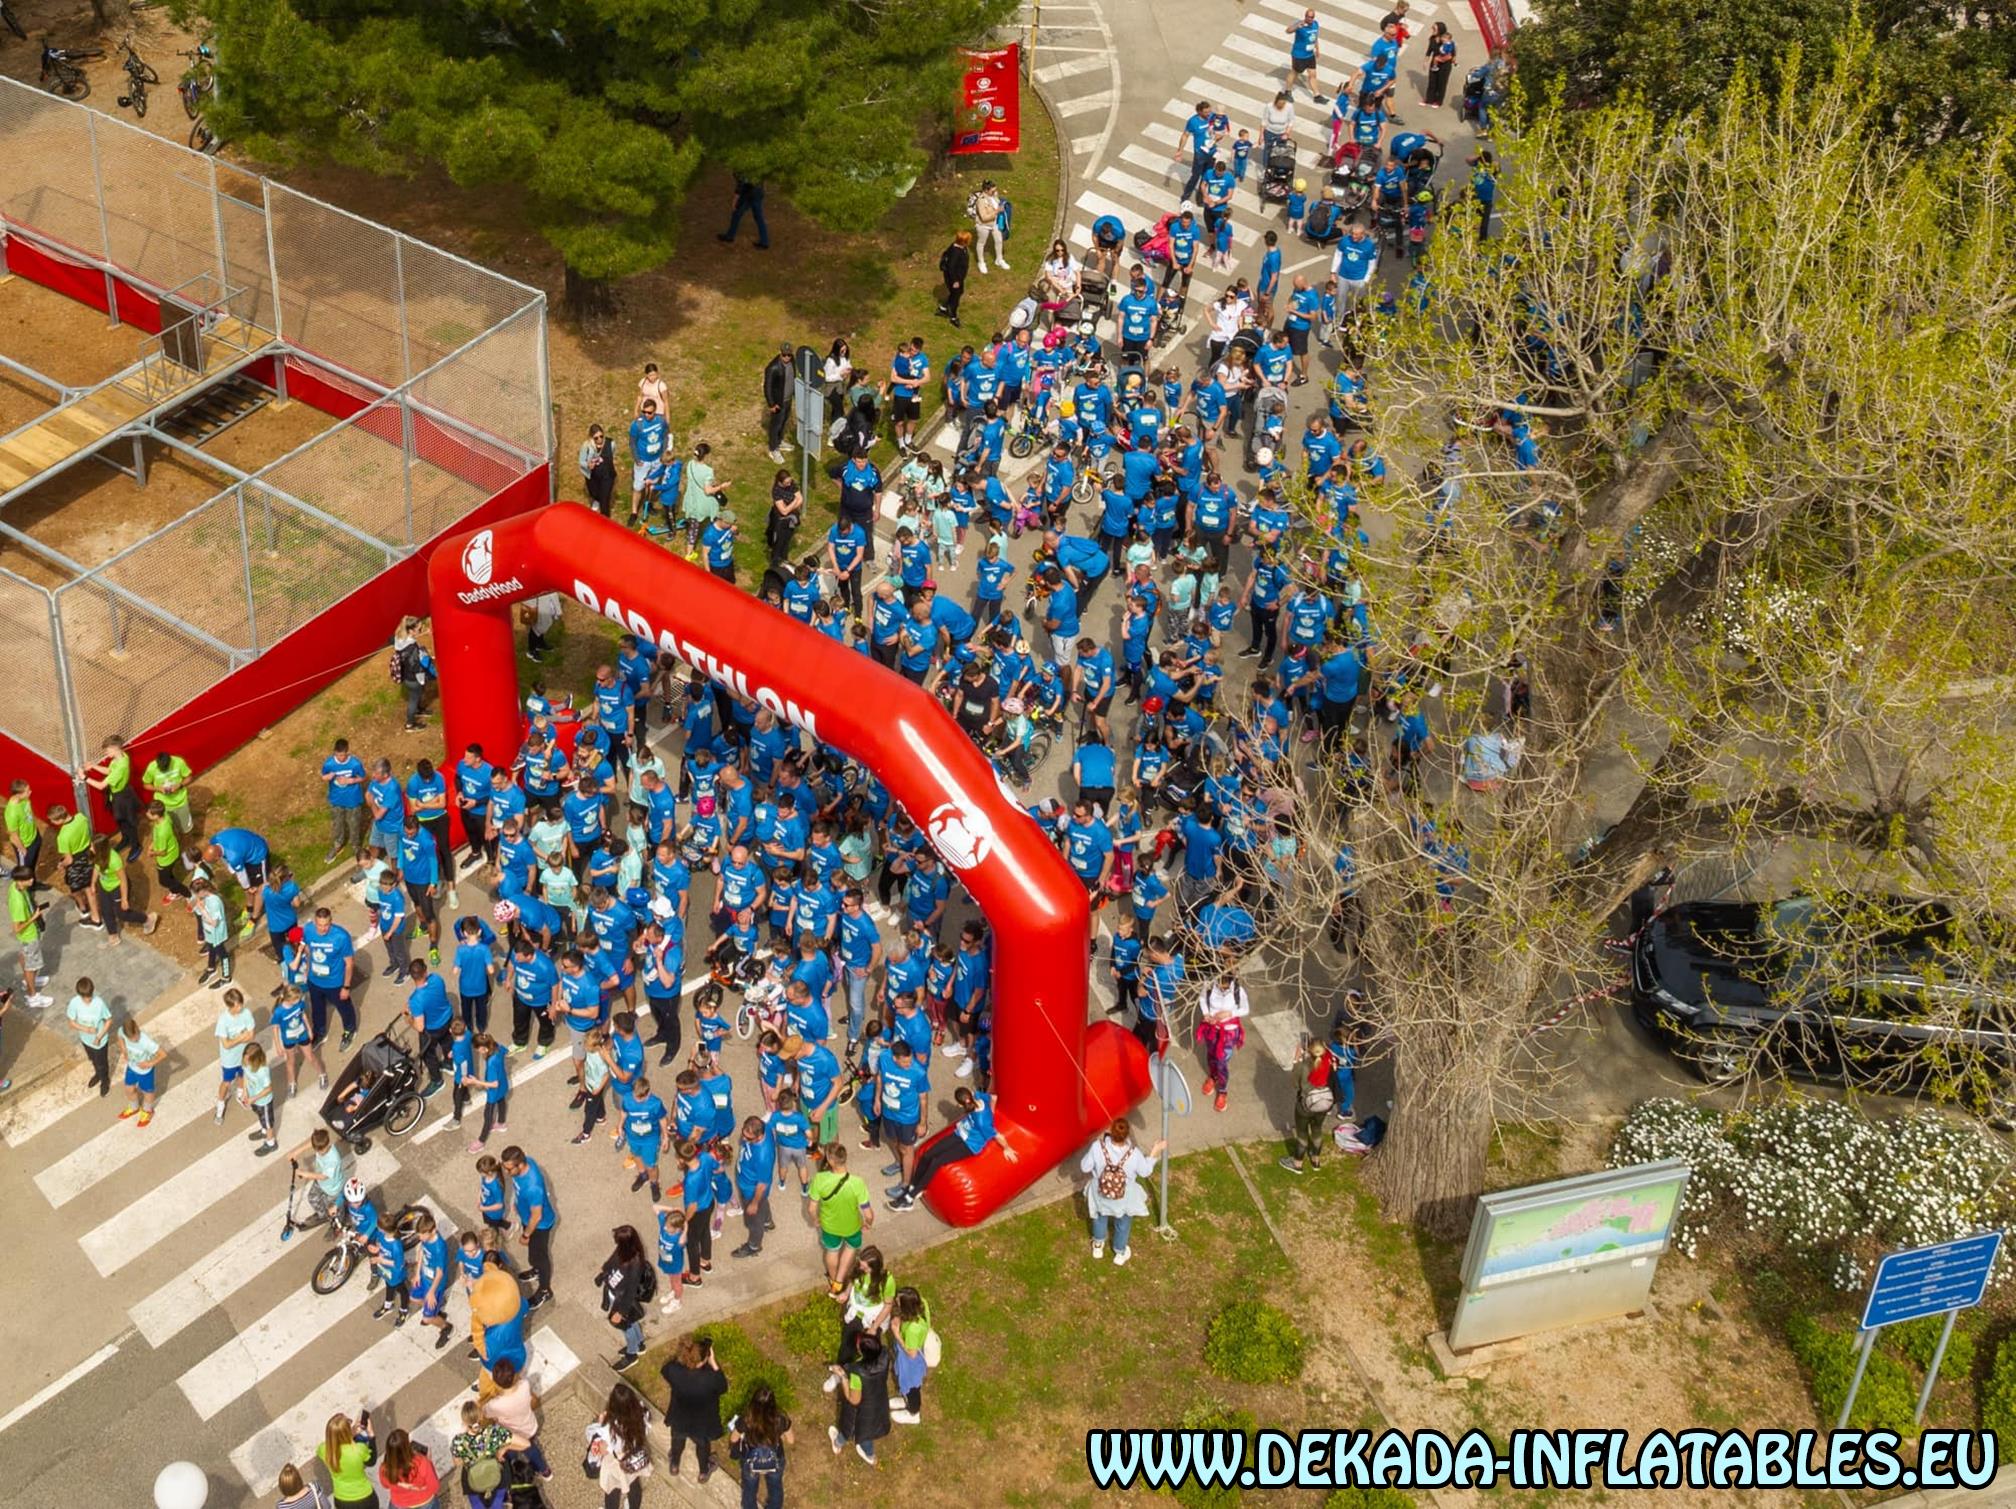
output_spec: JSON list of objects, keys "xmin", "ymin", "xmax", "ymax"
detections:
[
  {"xmin": 1259, "ymin": 138, "xmax": 1297, "ymax": 205},
  {"xmin": 319, "ymin": 1017, "xmax": 426, "ymax": 1151},
  {"xmin": 1077, "ymin": 269, "xmax": 1114, "ymax": 335}
]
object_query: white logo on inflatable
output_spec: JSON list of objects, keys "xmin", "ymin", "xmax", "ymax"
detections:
[
  {"xmin": 926, "ymin": 800, "xmax": 995, "ymax": 871},
  {"xmin": 462, "ymin": 529, "xmax": 495, "ymax": 586}
]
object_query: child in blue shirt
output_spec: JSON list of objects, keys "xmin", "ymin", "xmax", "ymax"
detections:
[
  {"xmin": 1210, "ymin": 210, "xmax": 1235, "ymax": 272},
  {"xmin": 766, "ymin": 1088, "xmax": 814, "ymax": 1193},
  {"xmin": 1232, "ymin": 129, "xmax": 1253, "ymax": 182},
  {"xmin": 1286, "ymin": 182, "xmax": 1307, "ymax": 235}
]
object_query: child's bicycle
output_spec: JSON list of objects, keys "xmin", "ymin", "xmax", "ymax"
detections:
[{"xmin": 733, "ymin": 964, "xmax": 789, "ymax": 1040}]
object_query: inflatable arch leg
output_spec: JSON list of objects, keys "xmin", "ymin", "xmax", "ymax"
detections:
[{"xmin": 427, "ymin": 507, "xmax": 1150, "ymax": 1225}]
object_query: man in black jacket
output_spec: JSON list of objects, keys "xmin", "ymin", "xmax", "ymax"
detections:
[{"xmin": 763, "ymin": 344, "xmax": 793, "ymax": 463}]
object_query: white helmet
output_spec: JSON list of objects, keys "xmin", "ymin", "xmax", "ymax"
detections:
[
  {"xmin": 343, "ymin": 1177, "xmax": 366, "ymax": 1204},
  {"xmin": 1255, "ymin": 447, "xmax": 1275, "ymax": 467}
]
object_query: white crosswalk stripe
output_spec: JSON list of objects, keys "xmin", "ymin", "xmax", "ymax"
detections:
[
  {"xmin": 1034, "ymin": 54, "xmax": 1108, "ymax": 84},
  {"xmin": 1203, "ymin": 50, "xmax": 1294, "ymax": 97},
  {"xmin": 35, "ymin": 1070, "xmax": 230, "ymax": 1207},
  {"xmin": 410, "ymin": 1326, "xmax": 582, "ymax": 1465},
  {"xmin": 177, "ymin": 1194, "xmax": 452, "ymax": 1420},
  {"xmin": 129, "ymin": 1145, "xmax": 401, "ymax": 1348},
  {"xmin": 78, "ymin": 1124, "xmax": 283, "ymax": 1275}
]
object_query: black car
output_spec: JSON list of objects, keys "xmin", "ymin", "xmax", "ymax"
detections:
[{"xmin": 1629, "ymin": 894, "xmax": 2016, "ymax": 1105}]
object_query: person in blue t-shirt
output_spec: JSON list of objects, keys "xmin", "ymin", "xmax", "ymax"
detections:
[
  {"xmin": 503, "ymin": 1146, "xmax": 558, "ymax": 1305},
  {"xmin": 702, "ymin": 517, "xmax": 739, "ymax": 582},
  {"xmin": 885, "ymin": 1086, "xmax": 1015, "ymax": 1211},
  {"xmin": 1115, "ymin": 276, "xmax": 1160, "ymax": 357},
  {"xmin": 320, "ymin": 739, "xmax": 368, "ymax": 873},
  {"xmin": 628, "ymin": 403, "xmax": 670, "ymax": 520}
]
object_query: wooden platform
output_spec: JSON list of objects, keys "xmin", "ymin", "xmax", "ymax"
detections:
[{"xmin": 0, "ymin": 317, "xmax": 266, "ymax": 494}]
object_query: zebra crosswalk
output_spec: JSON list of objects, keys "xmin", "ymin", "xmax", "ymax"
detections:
[{"xmin": 5, "ymin": 961, "xmax": 581, "ymax": 1498}]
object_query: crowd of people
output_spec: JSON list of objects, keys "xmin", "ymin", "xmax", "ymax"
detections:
[{"xmin": 0, "ymin": 9, "xmax": 1545, "ymax": 1504}]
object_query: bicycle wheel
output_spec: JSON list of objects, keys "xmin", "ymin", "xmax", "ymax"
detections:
[
  {"xmin": 834, "ymin": 1076, "xmax": 858, "ymax": 1107},
  {"xmin": 132, "ymin": 84, "xmax": 148, "ymax": 117},
  {"xmin": 136, "ymin": 62, "xmax": 160, "ymax": 84},
  {"xmin": 735, "ymin": 1003, "xmax": 760, "ymax": 1041},
  {"xmin": 311, "ymin": 1243, "xmax": 357, "ymax": 1295},
  {"xmin": 180, "ymin": 82, "xmax": 199, "ymax": 118},
  {"xmin": 2, "ymin": 5, "xmax": 25, "ymax": 41},
  {"xmin": 1027, "ymin": 730, "xmax": 1054, "ymax": 768},
  {"xmin": 383, "ymin": 1091, "xmax": 424, "ymax": 1137},
  {"xmin": 52, "ymin": 73, "xmax": 90, "ymax": 100},
  {"xmin": 391, "ymin": 1203, "xmax": 430, "ymax": 1242},
  {"xmin": 190, "ymin": 119, "xmax": 217, "ymax": 153},
  {"xmin": 1007, "ymin": 432, "xmax": 1037, "ymax": 460}
]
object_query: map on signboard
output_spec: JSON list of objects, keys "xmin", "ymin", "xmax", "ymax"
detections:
[{"xmin": 1475, "ymin": 1174, "xmax": 1687, "ymax": 1287}]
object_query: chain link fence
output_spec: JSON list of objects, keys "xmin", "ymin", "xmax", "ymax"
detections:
[{"xmin": 0, "ymin": 77, "xmax": 550, "ymax": 775}]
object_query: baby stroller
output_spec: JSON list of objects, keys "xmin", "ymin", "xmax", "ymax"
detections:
[
  {"xmin": 1331, "ymin": 143, "xmax": 1377, "ymax": 217},
  {"xmin": 1077, "ymin": 269, "xmax": 1114, "ymax": 335},
  {"xmin": 1157, "ymin": 279, "xmax": 1189, "ymax": 338},
  {"xmin": 319, "ymin": 1017, "xmax": 426, "ymax": 1151},
  {"xmin": 1132, "ymin": 210, "xmax": 1177, "ymax": 266},
  {"xmin": 1459, "ymin": 66, "xmax": 1489, "ymax": 126},
  {"xmin": 1402, "ymin": 137, "xmax": 1444, "ymax": 195},
  {"xmin": 1259, "ymin": 138, "xmax": 1297, "ymax": 205}
]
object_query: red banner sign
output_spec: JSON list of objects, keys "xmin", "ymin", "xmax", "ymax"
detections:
[
  {"xmin": 951, "ymin": 44, "xmax": 1021, "ymax": 155},
  {"xmin": 1468, "ymin": 0, "xmax": 1514, "ymax": 56}
]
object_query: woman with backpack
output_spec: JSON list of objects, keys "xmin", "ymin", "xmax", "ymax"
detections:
[
  {"xmin": 597, "ymin": 1224, "xmax": 652, "ymax": 1371},
  {"xmin": 1280, "ymin": 1023, "xmax": 1353, "ymax": 1174},
  {"xmin": 1079, "ymin": 1119, "xmax": 1166, "ymax": 1266},
  {"xmin": 585, "ymin": 1382, "xmax": 654, "ymax": 1509},
  {"xmin": 728, "ymin": 1383, "xmax": 794, "ymax": 1508}
]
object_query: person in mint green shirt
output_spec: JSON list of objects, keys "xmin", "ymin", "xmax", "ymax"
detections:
[
  {"xmin": 237, "ymin": 1040, "xmax": 278, "ymax": 1154},
  {"xmin": 678, "ymin": 441, "xmax": 727, "ymax": 554},
  {"xmin": 66, "ymin": 978, "xmax": 113, "ymax": 1097}
]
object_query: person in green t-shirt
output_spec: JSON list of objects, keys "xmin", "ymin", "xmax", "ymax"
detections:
[
  {"xmin": 4, "ymin": 778, "xmax": 41, "ymax": 877},
  {"xmin": 141, "ymin": 751, "xmax": 194, "ymax": 835},
  {"xmin": 92, "ymin": 836, "xmax": 157, "ymax": 939},
  {"xmin": 146, "ymin": 800, "xmax": 193, "ymax": 907},
  {"xmin": 804, "ymin": 1143, "xmax": 875, "ymax": 1298},
  {"xmin": 50, "ymin": 804, "xmax": 98, "ymax": 930},
  {"xmin": 83, "ymin": 735, "xmax": 143, "ymax": 861},
  {"xmin": 9, "ymin": 865, "xmax": 51, "ymax": 1006}
]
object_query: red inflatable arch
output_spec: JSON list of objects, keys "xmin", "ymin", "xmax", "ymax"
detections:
[{"xmin": 428, "ymin": 506, "xmax": 1151, "ymax": 1225}]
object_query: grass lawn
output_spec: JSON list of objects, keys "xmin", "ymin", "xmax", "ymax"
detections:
[{"xmin": 634, "ymin": 1145, "xmax": 1389, "ymax": 1509}]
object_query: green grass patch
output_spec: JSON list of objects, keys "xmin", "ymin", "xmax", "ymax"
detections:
[{"xmin": 1203, "ymin": 1299, "xmax": 1306, "ymax": 1385}]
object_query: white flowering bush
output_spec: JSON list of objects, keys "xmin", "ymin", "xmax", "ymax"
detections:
[{"xmin": 1609, "ymin": 1097, "xmax": 2013, "ymax": 1290}]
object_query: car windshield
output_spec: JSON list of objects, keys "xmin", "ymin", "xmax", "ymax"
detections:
[{"xmin": 1758, "ymin": 897, "xmax": 1823, "ymax": 946}]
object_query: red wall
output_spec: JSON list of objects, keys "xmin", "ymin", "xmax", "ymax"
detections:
[{"xmin": 0, "ymin": 237, "xmax": 551, "ymax": 825}]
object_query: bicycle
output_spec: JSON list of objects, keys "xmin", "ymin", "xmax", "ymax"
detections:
[
  {"xmin": 189, "ymin": 115, "xmax": 219, "ymax": 153},
  {"xmin": 177, "ymin": 42, "xmax": 214, "ymax": 117},
  {"xmin": 305, "ymin": 1192, "xmax": 432, "ymax": 1295},
  {"xmin": 0, "ymin": 2, "xmax": 25, "ymax": 42},
  {"xmin": 115, "ymin": 34, "xmax": 157, "ymax": 117},
  {"xmin": 40, "ymin": 43, "xmax": 101, "ymax": 99}
]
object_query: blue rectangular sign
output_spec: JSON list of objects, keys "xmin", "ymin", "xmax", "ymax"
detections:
[{"xmin": 1860, "ymin": 1232, "xmax": 2003, "ymax": 1331}]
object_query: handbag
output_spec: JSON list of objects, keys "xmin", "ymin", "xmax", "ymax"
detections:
[{"xmin": 923, "ymin": 1328, "xmax": 943, "ymax": 1368}]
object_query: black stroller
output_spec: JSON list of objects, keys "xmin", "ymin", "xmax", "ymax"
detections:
[
  {"xmin": 319, "ymin": 1017, "xmax": 427, "ymax": 1151},
  {"xmin": 1076, "ymin": 268, "xmax": 1114, "ymax": 336},
  {"xmin": 1331, "ymin": 142, "xmax": 1377, "ymax": 219},
  {"xmin": 1259, "ymin": 138, "xmax": 1297, "ymax": 205}
]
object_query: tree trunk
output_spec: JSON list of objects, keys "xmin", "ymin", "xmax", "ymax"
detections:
[
  {"xmin": 1369, "ymin": 1020, "xmax": 1498, "ymax": 1240},
  {"xmin": 563, "ymin": 265, "xmax": 614, "ymax": 322}
]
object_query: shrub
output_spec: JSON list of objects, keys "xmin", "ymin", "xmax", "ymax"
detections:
[
  {"xmin": 1169, "ymin": 1402, "xmax": 1257, "ymax": 1509},
  {"xmin": 1786, "ymin": 1315, "xmax": 1918, "ymax": 1437},
  {"xmin": 693, "ymin": 1322, "xmax": 796, "ymax": 1423},
  {"xmin": 1610, "ymin": 1097, "xmax": 2013, "ymax": 1290},
  {"xmin": 1981, "ymin": 1337, "xmax": 2016, "ymax": 1461},
  {"xmin": 1891, "ymin": 1315, "xmax": 1976, "ymax": 1383},
  {"xmin": 1324, "ymin": 1490, "xmax": 1418, "ymax": 1509},
  {"xmin": 1204, "ymin": 1299, "xmax": 1306, "ymax": 1384},
  {"xmin": 776, "ymin": 1292, "xmax": 843, "ymax": 1361}
]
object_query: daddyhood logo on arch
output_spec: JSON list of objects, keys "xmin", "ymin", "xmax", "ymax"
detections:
[{"xmin": 455, "ymin": 529, "xmax": 524, "ymax": 606}]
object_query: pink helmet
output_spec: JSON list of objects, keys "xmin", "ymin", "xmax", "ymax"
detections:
[{"xmin": 696, "ymin": 795, "xmax": 717, "ymax": 817}]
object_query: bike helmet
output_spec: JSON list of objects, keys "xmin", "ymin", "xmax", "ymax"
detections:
[
  {"xmin": 1255, "ymin": 447, "xmax": 1275, "ymax": 467},
  {"xmin": 1294, "ymin": 178, "xmax": 1307, "ymax": 191},
  {"xmin": 492, "ymin": 900, "xmax": 519, "ymax": 924},
  {"xmin": 1001, "ymin": 696, "xmax": 1026, "ymax": 715},
  {"xmin": 650, "ymin": 896, "xmax": 676, "ymax": 920},
  {"xmin": 343, "ymin": 1177, "xmax": 366, "ymax": 1205},
  {"xmin": 696, "ymin": 795, "xmax": 717, "ymax": 816}
]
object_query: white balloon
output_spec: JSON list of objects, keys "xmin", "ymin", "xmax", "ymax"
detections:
[{"xmin": 153, "ymin": 1461, "xmax": 209, "ymax": 1509}]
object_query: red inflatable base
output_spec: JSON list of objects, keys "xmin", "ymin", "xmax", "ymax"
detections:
[{"xmin": 921, "ymin": 1020, "xmax": 1153, "ymax": 1226}]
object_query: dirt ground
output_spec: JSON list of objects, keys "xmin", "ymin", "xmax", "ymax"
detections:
[{"xmin": 1272, "ymin": 1124, "xmax": 1836, "ymax": 1509}]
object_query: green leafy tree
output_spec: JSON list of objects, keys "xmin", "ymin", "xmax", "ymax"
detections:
[
  {"xmin": 1203, "ymin": 36, "xmax": 2016, "ymax": 1236},
  {"xmin": 178, "ymin": 0, "xmax": 1016, "ymax": 308},
  {"xmin": 1513, "ymin": 0, "xmax": 2016, "ymax": 146}
]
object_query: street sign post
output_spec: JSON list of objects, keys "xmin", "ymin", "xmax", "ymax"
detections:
[
  {"xmin": 1840, "ymin": 1231, "xmax": 2002, "ymax": 1429},
  {"xmin": 1148, "ymin": 1049, "xmax": 1191, "ymax": 1242},
  {"xmin": 792, "ymin": 345, "xmax": 823, "ymax": 503}
]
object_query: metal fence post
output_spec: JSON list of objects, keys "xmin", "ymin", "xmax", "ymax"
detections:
[
  {"xmin": 392, "ymin": 234, "xmax": 412, "ymax": 385},
  {"xmin": 207, "ymin": 157, "xmax": 228, "ymax": 314},
  {"xmin": 400, "ymin": 396, "xmax": 417, "ymax": 546},
  {"xmin": 235, "ymin": 485, "xmax": 260, "ymax": 655},
  {"xmin": 86, "ymin": 114, "xmax": 117, "ymax": 326},
  {"xmin": 46, "ymin": 590, "xmax": 86, "ymax": 776},
  {"xmin": 262, "ymin": 179, "xmax": 285, "ymax": 346}
]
